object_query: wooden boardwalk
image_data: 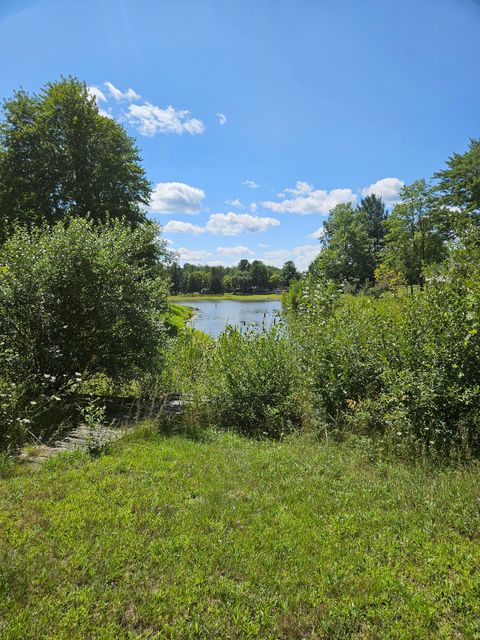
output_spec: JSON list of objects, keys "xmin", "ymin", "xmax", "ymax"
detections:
[{"xmin": 19, "ymin": 395, "xmax": 184, "ymax": 464}]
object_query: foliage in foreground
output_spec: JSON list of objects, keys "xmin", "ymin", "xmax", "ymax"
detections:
[
  {"xmin": 0, "ymin": 218, "xmax": 169, "ymax": 448},
  {"xmin": 168, "ymin": 325, "xmax": 308, "ymax": 439},
  {"xmin": 288, "ymin": 239, "xmax": 480, "ymax": 456},
  {"xmin": 1, "ymin": 429, "xmax": 480, "ymax": 639},
  {"xmin": 163, "ymin": 235, "xmax": 480, "ymax": 457}
]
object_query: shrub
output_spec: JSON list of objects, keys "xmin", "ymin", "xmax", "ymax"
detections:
[
  {"xmin": 290, "ymin": 243, "xmax": 480, "ymax": 456},
  {"xmin": 0, "ymin": 218, "xmax": 169, "ymax": 446},
  {"xmin": 371, "ymin": 247, "xmax": 480, "ymax": 454},
  {"xmin": 187, "ymin": 326, "xmax": 308, "ymax": 439},
  {"xmin": 291, "ymin": 281, "xmax": 402, "ymax": 429}
]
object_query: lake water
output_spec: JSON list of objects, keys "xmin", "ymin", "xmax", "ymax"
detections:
[{"xmin": 179, "ymin": 299, "xmax": 282, "ymax": 338}]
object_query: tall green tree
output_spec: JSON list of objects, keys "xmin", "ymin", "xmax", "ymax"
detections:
[
  {"xmin": 281, "ymin": 260, "xmax": 299, "ymax": 288},
  {"xmin": 434, "ymin": 138, "xmax": 480, "ymax": 237},
  {"xmin": 268, "ymin": 271, "xmax": 283, "ymax": 290},
  {"xmin": 209, "ymin": 267, "xmax": 224, "ymax": 293},
  {"xmin": 250, "ymin": 260, "xmax": 269, "ymax": 290},
  {"xmin": 382, "ymin": 180, "xmax": 446, "ymax": 292},
  {"xmin": 186, "ymin": 271, "xmax": 204, "ymax": 293},
  {"xmin": 238, "ymin": 259, "xmax": 250, "ymax": 272},
  {"xmin": 168, "ymin": 262, "xmax": 183, "ymax": 294},
  {"xmin": 0, "ymin": 77, "xmax": 151, "ymax": 241},
  {"xmin": 357, "ymin": 194, "xmax": 388, "ymax": 259},
  {"xmin": 314, "ymin": 202, "xmax": 374, "ymax": 287}
]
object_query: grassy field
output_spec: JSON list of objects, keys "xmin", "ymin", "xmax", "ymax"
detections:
[
  {"xmin": 169, "ymin": 293, "xmax": 282, "ymax": 302},
  {"xmin": 1, "ymin": 427, "xmax": 480, "ymax": 639},
  {"xmin": 164, "ymin": 303, "xmax": 195, "ymax": 335}
]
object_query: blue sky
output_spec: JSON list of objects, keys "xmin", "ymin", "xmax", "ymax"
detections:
[{"xmin": 1, "ymin": 0, "xmax": 479, "ymax": 269}]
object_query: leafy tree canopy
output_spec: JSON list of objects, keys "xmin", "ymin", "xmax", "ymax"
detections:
[
  {"xmin": 281, "ymin": 260, "xmax": 300, "ymax": 287},
  {"xmin": 357, "ymin": 194, "xmax": 388, "ymax": 258},
  {"xmin": 382, "ymin": 180, "xmax": 446, "ymax": 290},
  {"xmin": 313, "ymin": 202, "xmax": 375, "ymax": 287},
  {"xmin": 434, "ymin": 138, "xmax": 480, "ymax": 236},
  {"xmin": 0, "ymin": 77, "xmax": 151, "ymax": 242}
]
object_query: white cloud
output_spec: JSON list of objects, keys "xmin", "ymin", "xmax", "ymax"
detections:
[
  {"xmin": 104, "ymin": 81, "xmax": 141, "ymax": 102},
  {"xmin": 250, "ymin": 202, "xmax": 257, "ymax": 213},
  {"xmin": 293, "ymin": 244, "xmax": 321, "ymax": 270},
  {"xmin": 205, "ymin": 212, "xmax": 280, "ymax": 236},
  {"xmin": 126, "ymin": 102, "xmax": 204, "ymax": 136},
  {"xmin": 263, "ymin": 181, "xmax": 356, "ymax": 215},
  {"xmin": 216, "ymin": 245, "xmax": 253, "ymax": 256},
  {"xmin": 225, "ymin": 198, "xmax": 243, "ymax": 208},
  {"xmin": 217, "ymin": 113, "xmax": 227, "ymax": 125},
  {"xmin": 285, "ymin": 181, "xmax": 312, "ymax": 195},
  {"xmin": 163, "ymin": 220, "xmax": 205, "ymax": 234},
  {"xmin": 149, "ymin": 182, "xmax": 205, "ymax": 214},
  {"xmin": 361, "ymin": 177, "xmax": 404, "ymax": 205},
  {"xmin": 177, "ymin": 247, "xmax": 213, "ymax": 263},
  {"xmin": 264, "ymin": 249, "xmax": 291, "ymax": 262},
  {"xmin": 310, "ymin": 226, "xmax": 325, "ymax": 240},
  {"xmin": 88, "ymin": 86, "xmax": 107, "ymax": 103},
  {"xmin": 263, "ymin": 244, "xmax": 321, "ymax": 270},
  {"xmin": 98, "ymin": 107, "xmax": 114, "ymax": 119},
  {"xmin": 243, "ymin": 180, "xmax": 260, "ymax": 189}
]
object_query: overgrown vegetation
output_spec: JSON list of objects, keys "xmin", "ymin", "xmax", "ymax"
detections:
[
  {"xmin": 0, "ymin": 218, "xmax": 169, "ymax": 448},
  {"xmin": 1, "ymin": 74, "xmax": 480, "ymax": 637},
  {"xmin": 164, "ymin": 303, "xmax": 194, "ymax": 336},
  {"xmin": 184, "ymin": 326, "xmax": 307, "ymax": 439},
  {"xmin": 288, "ymin": 238, "xmax": 480, "ymax": 456}
]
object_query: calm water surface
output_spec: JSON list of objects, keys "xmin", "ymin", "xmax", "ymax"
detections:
[{"xmin": 179, "ymin": 299, "xmax": 282, "ymax": 338}]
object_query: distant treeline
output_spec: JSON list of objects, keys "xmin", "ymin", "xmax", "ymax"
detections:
[{"xmin": 167, "ymin": 259, "xmax": 300, "ymax": 294}]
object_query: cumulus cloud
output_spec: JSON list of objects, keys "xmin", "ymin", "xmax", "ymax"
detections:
[
  {"xmin": 176, "ymin": 248, "xmax": 213, "ymax": 263},
  {"xmin": 163, "ymin": 220, "xmax": 205, "ymax": 234},
  {"xmin": 216, "ymin": 245, "xmax": 253, "ymax": 256},
  {"xmin": 161, "ymin": 210, "xmax": 278, "ymax": 237},
  {"xmin": 292, "ymin": 244, "xmax": 322, "ymax": 270},
  {"xmin": 88, "ymin": 86, "xmax": 107, "ymax": 103},
  {"xmin": 263, "ymin": 244, "xmax": 321, "ymax": 270},
  {"xmin": 242, "ymin": 180, "xmax": 260, "ymax": 189},
  {"xmin": 361, "ymin": 177, "xmax": 404, "ymax": 205},
  {"xmin": 149, "ymin": 182, "xmax": 205, "ymax": 214},
  {"xmin": 98, "ymin": 107, "xmax": 114, "ymax": 119},
  {"xmin": 126, "ymin": 103, "xmax": 204, "ymax": 136},
  {"xmin": 104, "ymin": 81, "xmax": 141, "ymax": 102},
  {"xmin": 206, "ymin": 212, "xmax": 280, "ymax": 236},
  {"xmin": 263, "ymin": 181, "xmax": 356, "ymax": 215},
  {"xmin": 225, "ymin": 198, "xmax": 243, "ymax": 208},
  {"xmin": 263, "ymin": 249, "xmax": 291, "ymax": 262},
  {"xmin": 217, "ymin": 113, "xmax": 227, "ymax": 125},
  {"xmin": 310, "ymin": 226, "xmax": 325, "ymax": 240}
]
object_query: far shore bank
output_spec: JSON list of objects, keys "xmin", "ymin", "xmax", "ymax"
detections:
[{"xmin": 169, "ymin": 293, "xmax": 282, "ymax": 302}]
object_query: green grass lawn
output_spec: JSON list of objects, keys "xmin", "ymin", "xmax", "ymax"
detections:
[
  {"xmin": 1, "ymin": 428, "xmax": 480, "ymax": 639},
  {"xmin": 169, "ymin": 293, "xmax": 282, "ymax": 302}
]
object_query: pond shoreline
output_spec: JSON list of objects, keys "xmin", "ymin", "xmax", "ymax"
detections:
[{"xmin": 169, "ymin": 293, "xmax": 282, "ymax": 303}]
